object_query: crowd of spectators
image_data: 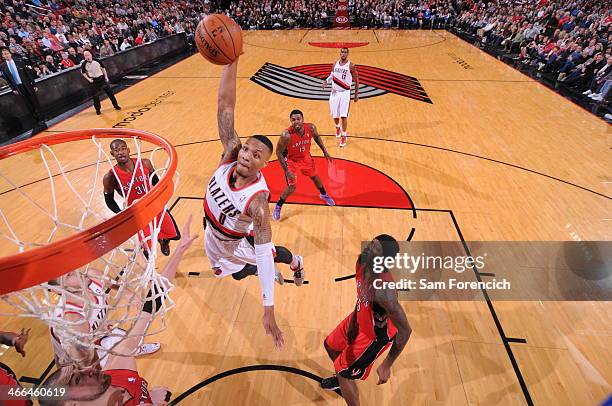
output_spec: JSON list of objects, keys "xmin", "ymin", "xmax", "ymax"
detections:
[
  {"xmin": 1, "ymin": 0, "xmax": 610, "ymax": 111},
  {"xmin": 0, "ymin": 0, "xmax": 217, "ymax": 82},
  {"xmin": 454, "ymin": 0, "xmax": 612, "ymax": 104}
]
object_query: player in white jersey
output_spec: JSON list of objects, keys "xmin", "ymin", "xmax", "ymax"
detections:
[
  {"xmin": 204, "ymin": 56, "xmax": 304, "ymax": 349},
  {"xmin": 49, "ymin": 272, "xmax": 160, "ymax": 369},
  {"xmin": 322, "ymin": 47, "xmax": 359, "ymax": 147}
]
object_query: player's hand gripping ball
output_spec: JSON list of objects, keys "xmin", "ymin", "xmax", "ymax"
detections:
[{"xmin": 195, "ymin": 14, "xmax": 243, "ymax": 65}]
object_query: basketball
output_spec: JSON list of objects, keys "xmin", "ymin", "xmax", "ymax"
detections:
[{"xmin": 195, "ymin": 14, "xmax": 243, "ymax": 65}]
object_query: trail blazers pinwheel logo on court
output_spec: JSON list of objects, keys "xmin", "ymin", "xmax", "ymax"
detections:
[{"xmin": 250, "ymin": 63, "xmax": 432, "ymax": 103}]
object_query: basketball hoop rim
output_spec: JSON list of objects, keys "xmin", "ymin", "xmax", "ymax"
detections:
[{"xmin": 0, "ymin": 128, "xmax": 178, "ymax": 295}]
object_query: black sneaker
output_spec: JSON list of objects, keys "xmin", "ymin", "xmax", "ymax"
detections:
[
  {"xmin": 160, "ymin": 239, "xmax": 170, "ymax": 256},
  {"xmin": 320, "ymin": 376, "xmax": 339, "ymax": 391}
]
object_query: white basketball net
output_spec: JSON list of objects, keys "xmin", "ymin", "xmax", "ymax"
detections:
[{"xmin": 0, "ymin": 135, "xmax": 178, "ymax": 369}]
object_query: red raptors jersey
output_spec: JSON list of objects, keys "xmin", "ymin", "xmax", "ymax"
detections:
[
  {"xmin": 0, "ymin": 363, "xmax": 30, "ymax": 406},
  {"xmin": 355, "ymin": 261, "xmax": 397, "ymax": 340},
  {"xmin": 285, "ymin": 124, "xmax": 314, "ymax": 161},
  {"xmin": 112, "ymin": 159, "xmax": 151, "ymax": 206},
  {"xmin": 105, "ymin": 369, "xmax": 152, "ymax": 405}
]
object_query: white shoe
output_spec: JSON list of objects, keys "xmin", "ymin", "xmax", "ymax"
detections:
[
  {"xmin": 604, "ymin": 113, "xmax": 612, "ymax": 121},
  {"xmin": 290, "ymin": 255, "xmax": 304, "ymax": 286},
  {"xmin": 275, "ymin": 270, "xmax": 285, "ymax": 285},
  {"xmin": 582, "ymin": 90, "xmax": 592, "ymax": 95},
  {"xmin": 591, "ymin": 94, "xmax": 603, "ymax": 101},
  {"xmin": 135, "ymin": 342, "xmax": 161, "ymax": 357}
]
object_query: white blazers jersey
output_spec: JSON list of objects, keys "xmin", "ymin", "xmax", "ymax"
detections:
[
  {"xmin": 331, "ymin": 60, "xmax": 352, "ymax": 92},
  {"xmin": 204, "ymin": 161, "xmax": 270, "ymax": 240}
]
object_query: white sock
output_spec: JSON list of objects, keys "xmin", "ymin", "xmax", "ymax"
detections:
[
  {"xmin": 335, "ymin": 124, "xmax": 341, "ymax": 129},
  {"xmin": 290, "ymin": 255, "xmax": 300, "ymax": 268},
  {"xmin": 341, "ymin": 131, "xmax": 347, "ymax": 137}
]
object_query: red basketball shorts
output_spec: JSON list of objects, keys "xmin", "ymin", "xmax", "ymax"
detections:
[
  {"xmin": 286, "ymin": 158, "xmax": 317, "ymax": 186},
  {"xmin": 325, "ymin": 313, "xmax": 395, "ymax": 381}
]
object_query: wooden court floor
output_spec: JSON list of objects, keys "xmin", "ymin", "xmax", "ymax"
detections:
[{"xmin": 0, "ymin": 30, "xmax": 610, "ymax": 405}]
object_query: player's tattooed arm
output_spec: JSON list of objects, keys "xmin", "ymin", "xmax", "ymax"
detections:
[
  {"xmin": 311, "ymin": 124, "xmax": 331, "ymax": 160},
  {"xmin": 218, "ymin": 58, "xmax": 241, "ymax": 165},
  {"xmin": 102, "ymin": 171, "xmax": 121, "ymax": 213},
  {"xmin": 374, "ymin": 286, "xmax": 411, "ymax": 366},
  {"xmin": 249, "ymin": 192, "xmax": 272, "ymax": 244},
  {"xmin": 350, "ymin": 62, "xmax": 359, "ymax": 101},
  {"xmin": 276, "ymin": 131, "xmax": 291, "ymax": 173}
]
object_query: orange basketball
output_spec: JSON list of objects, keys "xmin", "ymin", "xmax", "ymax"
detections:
[{"xmin": 195, "ymin": 14, "xmax": 243, "ymax": 65}]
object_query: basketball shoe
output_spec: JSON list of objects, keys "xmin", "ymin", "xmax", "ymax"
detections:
[
  {"xmin": 291, "ymin": 255, "xmax": 304, "ymax": 286},
  {"xmin": 320, "ymin": 194, "xmax": 335, "ymax": 206},
  {"xmin": 320, "ymin": 375, "xmax": 340, "ymax": 390},
  {"xmin": 339, "ymin": 135, "xmax": 347, "ymax": 147}
]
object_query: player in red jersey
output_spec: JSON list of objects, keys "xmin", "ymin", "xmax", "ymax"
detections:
[
  {"xmin": 103, "ymin": 139, "xmax": 180, "ymax": 257},
  {"xmin": 0, "ymin": 328, "xmax": 32, "ymax": 406},
  {"xmin": 272, "ymin": 109, "xmax": 335, "ymax": 221},
  {"xmin": 38, "ymin": 217, "xmax": 198, "ymax": 406},
  {"xmin": 320, "ymin": 235, "xmax": 412, "ymax": 406}
]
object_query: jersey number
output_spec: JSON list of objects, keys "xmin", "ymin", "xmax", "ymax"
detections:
[
  {"xmin": 218, "ymin": 212, "xmax": 227, "ymax": 225},
  {"xmin": 299, "ymin": 146, "xmax": 306, "ymax": 153},
  {"xmin": 342, "ymin": 72, "xmax": 347, "ymax": 80}
]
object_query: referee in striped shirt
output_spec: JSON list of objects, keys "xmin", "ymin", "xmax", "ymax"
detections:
[{"xmin": 80, "ymin": 50, "xmax": 121, "ymax": 115}]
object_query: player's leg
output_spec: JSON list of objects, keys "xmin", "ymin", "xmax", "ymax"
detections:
[
  {"xmin": 330, "ymin": 92, "xmax": 342, "ymax": 137},
  {"xmin": 273, "ymin": 160, "xmax": 297, "ymax": 221},
  {"xmin": 158, "ymin": 210, "xmax": 181, "ymax": 256},
  {"xmin": 337, "ymin": 376, "xmax": 360, "ymax": 406},
  {"xmin": 339, "ymin": 92, "xmax": 350, "ymax": 147},
  {"xmin": 321, "ymin": 314, "xmax": 351, "ymax": 390},
  {"xmin": 311, "ymin": 176, "xmax": 335, "ymax": 206},
  {"xmin": 232, "ymin": 237, "xmax": 305, "ymax": 285}
]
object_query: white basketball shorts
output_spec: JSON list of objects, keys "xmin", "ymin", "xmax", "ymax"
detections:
[{"xmin": 329, "ymin": 90, "xmax": 351, "ymax": 118}]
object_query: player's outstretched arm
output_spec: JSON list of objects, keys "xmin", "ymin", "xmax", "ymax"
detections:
[
  {"xmin": 248, "ymin": 192, "xmax": 285, "ymax": 349},
  {"xmin": 374, "ymin": 287, "xmax": 411, "ymax": 385},
  {"xmin": 102, "ymin": 172, "xmax": 121, "ymax": 213},
  {"xmin": 311, "ymin": 124, "xmax": 332, "ymax": 162},
  {"xmin": 104, "ymin": 217, "xmax": 198, "ymax": 371},
  {"xmin": 218, "ymin": 58, "xmax": 242, "ymax": 165},
  {"xmin": 350, "ymin": 62, "xmax": 359, "ymax": 102}
]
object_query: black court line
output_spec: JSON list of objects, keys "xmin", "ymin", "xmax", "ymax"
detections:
[
  {"xmin": 7, "ymin": 135, "xmax": 606, "ymax": 201},
  {"xmin": 298, "ymin": 29, "xmax": 311, "ymax": 44},
  {"xmin": 449, "ymin": 31, "xmax": 608, "ymax": 124},
  {"xmin": 449, "ymin": 210, "xmax": 533, "ymax": 405},
  {"xmin": 19, "ymin": 360, "xmax": 55, "ymax": 386},
  {"xmin": 419, "ymin": 79, "xmax": 533, "ymax": 83},
  {"xmin": 187, "ymin": 272, "xmax": 200, "ymax": 276},
  {"xmin": 331, "ymin": 207, "xmax": 533, "ymax": 404},
  {"xmin": 149, "ymin": 76, "xmax": 250, "ymax": 79},
  {"xmin": 373, "ymin": 30, "xmax": 380, "ymax": 44},
  {"xmin": 243, "ymin": 34, "xmax": 446, "ymax": 53},
  {"xmin": 169, "ymin": 364, "xmax": 340, "ymax": 404},
  {"xmin": 335, "ymin": 274, "xmax": 356, "ymax": 282}
]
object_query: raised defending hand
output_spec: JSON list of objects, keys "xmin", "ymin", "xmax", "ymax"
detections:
[
  {"xmin": 13, "ymin": 328, "xmax": 31, "ymax": 357},
  {"xmin": 177, "ymin": 214, "xmax": 199, "ymax": 251}
]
